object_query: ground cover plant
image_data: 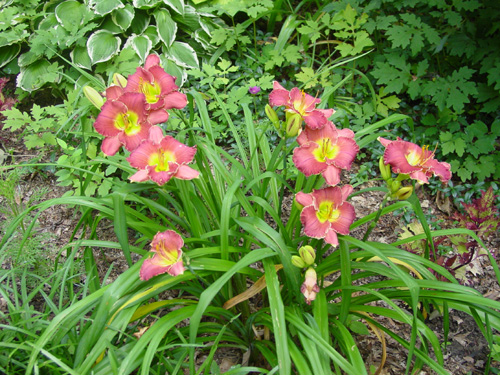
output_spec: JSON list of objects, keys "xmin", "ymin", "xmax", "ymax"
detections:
[{"xmin": 1, "ymin": 1, "xmax": 500, "ymax": 374}]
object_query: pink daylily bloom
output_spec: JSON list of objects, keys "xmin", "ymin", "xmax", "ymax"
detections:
[
  {"xmin": 125, "ymin": 54, "xmax": 187, "ymax": 116},
  {"xmin": 94, "ymin": 92, "xmax": 151, "ymax": 155},
  {"xmin": 301, "ymin": 267, "xmax": 320, "ymax": 305},
  {"xmin": 127, "ymin": 134, "xmax": 199, "ymax": 186},
  {"xmin": 296, "ymin": 185, "xmax": 355, "ymax": 246},
  {"xmin": 379, "ymin": 137, "xmax": 452, "ymax": 184},
  {"xmin": 140, "ymin": 230, "xmax": 185, "ymax": 281},
  {"xmin": 269, "ymin": 81, "xmax": 334, "ymax": 130},
  {"xmin": 293, "ymin": 121, "xmax": 359, "ymax": 186}
]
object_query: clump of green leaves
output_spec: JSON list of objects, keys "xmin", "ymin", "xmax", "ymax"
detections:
[{"xmin": 0, "ymin": 168, "xmax": 55, "ymax": 276}]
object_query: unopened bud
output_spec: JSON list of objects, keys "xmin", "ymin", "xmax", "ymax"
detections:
[
  {"xmin": 112, "ymin": 73, "xmax": 128, "ymax": 88},
  {"xmin": 83, "ymin": 86, "xmax": 104, "ymax": 109},
  {"xmin": 292, "ymin": 255, "xmax": 306, "ymax": 268},
  {"xmin": 379, "ymin": 156, "xmax": 392, "ymax": 181},
  {"xmin": 395, "ymin": 186, "xmax": 413, "ymax": 200},
  {"xmin": 390, "ymin": 180, "xmax": 401, "ymax": 193},
  {"xmin": 265, "ymin": 104, "xmax": 280, "ymax": 129},
  {"xmin": 285, "ymin": 111, "xmax": 302, "ymax": 137},
  {"xmin": 299, "ymin": 245, "xmax": 316, "ymax": 266}
]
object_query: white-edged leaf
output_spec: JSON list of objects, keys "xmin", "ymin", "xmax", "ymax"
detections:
[
  {"xmin": 90, "ymin": 0, "xmax": 124, "ymax": 16},
  {"xmin": 111, "ymin": 4, "xmax": 135, "ymax": 31},
  {"xmin": 166, "ymin": 41, "xmax": 198, "ymax": 68},
  {"xmin": 55, "ymin": 0, "xmax": 86, "ymax": 30},
  {"xmin": 162, "ymin": 0, "xmax": 184, "ymax": 15},
  {"xmin": 70, "ymin": 46, "xmax": 92, "ymax": 70},
  {"xmin": 0, "ymin": 44, "xmax": 20, "ymax": 68},
  {"xmin": 130, "ymin": 11, "xmax": 150, "ymax": 34},
  {"xmin": 133, "ymin": 0, "xmax": 162, "ymax": 8},
  {"xmin": 17, "ymin": 60, "xmax": 60, "ymax": 92},
  {"xmin": 144, "ymin": 25, "xmax": 160, "ymax": 46},
  {"xmin": 154, "ymin": 8, "xmax": 177, "ymax": 47},
  {"xmin": 128, "ymin": 34, "xmax": 152, "ymax": 63},
  {"xmin": 164, "ymin": 58, "xmax": 186, "ymax": 85},
  {"xmin": 87, "ymin": 30, "xmax": 121, "ymax": 64}
]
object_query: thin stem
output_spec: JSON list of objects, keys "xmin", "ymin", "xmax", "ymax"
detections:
[
  {"xmin": 278, "ymin": 134, "xmax": 288, "ymax": 216},
  {"xmin": 362, "ymin": 194, "xmax": 390, "ymax": 242}
]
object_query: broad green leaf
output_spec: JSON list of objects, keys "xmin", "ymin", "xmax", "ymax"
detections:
[
  {"xmin": 70, "ymin": 46, "xmax": 92, "ymax": 70},
  {"xmin": 55, "ymin": 0, "xmax": 86, "ymax": 31},
  {"xmin": 143, "ymin": 25, "xmax": 160, "ymax": 46},
  {"xmin": 87, "ymin": 30, "xmax": 121, "ymax": 64},
  {"xmin": 111, "ymin": 4, "xmax": 135, "ymax": 31},
  {"xmin": 154, "ymin": 8, "xmax": 177, "ymax": 47},
  {"xmin": 133, "ymin": 0, "xmax": 162, "ymax": 8},
  {"xmin": 167, "ymin": 41, "xmax": 198, "ymax": 68},
  {"xmin": 162, "ymin": 0, "xmax": 185, "ymax": 14},
  {"xmin": 90, "ymin": 0, "xmax": 124, "ymax": 15},
  {"xmin": 17, "ymin": 60, "xmax": 60, "ymax": 92},
  {"xmin": 129, "ymin": 34, "xmax": 152, "ymax": 63},
  {"xmin": 129, "ymin": 10, "xmax": 150, "ymax": 34},
  {"xmin": 0, "ymin": 43, "xmax": 20, "ymax": 68}
]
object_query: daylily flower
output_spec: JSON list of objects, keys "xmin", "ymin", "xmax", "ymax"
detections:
[
  {"xmin": 296, "ymin": 185, "xmax": 355, "ymax": 246},
  {"xmin": 125, "ymin": 54, "xmax": 187, "ymax": 122},
  {"xmin": 269, "ymin": 81, "xmax": 334, "ymax": 130},
  {"xmin": 94, "ymin": 92, "xmax": 151, "ymax": 156},
  {"xmin": 293, "ymin": 121, "xmax": 359, "ymax": 186},
  {"xmin": 127, "ymin": 131, "xmax": 199, "ymax": 186},
  {"xmin": 301, "ymin": 267, "xmax": 320, "ymax": 305},
  {"xmin": 378, "ymin": 137, "xmax": 451, "ymax": 184},
  {"xmin": 140, "ymin": 230, "xmax": 185, "ymax": 281}
]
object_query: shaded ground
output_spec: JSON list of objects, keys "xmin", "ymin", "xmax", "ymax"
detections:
[{"xmin": 1, "ymin": 123, "xmax": 499, "ymax": 374}]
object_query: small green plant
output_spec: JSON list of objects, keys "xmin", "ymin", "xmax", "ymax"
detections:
[{"xmin": 0, "ymin": 168, "xmax": 55, "ymax": 277}]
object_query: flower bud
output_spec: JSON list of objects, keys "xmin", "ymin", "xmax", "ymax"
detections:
[
  {"xmin": 112, "ymin": 73, "xmax": 128, "ymax": 88},
  {"xmin": 395, "ymin": 186, "xmax": 413, "ymax": 200},
  {"xmin": 301, "ymin": 267, "xmax": 320, "ymax": 305},
  {"xmin": 83, "ymin": 86, "xmax": 104, "ymax": 109},
  {"xmin": 292, "ymin": 255, "xmax": 306, "ymax": 268},
  {"xmin": 379, "ymin": 156, "xmax": 392, "ymax": 181},
  {"xmin": 265, "ymin": 104, "xmax": 280, "ymax": 129},
  {"xmin": 390, "ymin": 180, "xmax": 401, "ymax": 193},
  {"xmin": 299, "ymin": 245, "xmax": 316, "ymax": 266},
  {"xmin": 285, "ymin": 111, "xmax": 302, "ymax": 137}
]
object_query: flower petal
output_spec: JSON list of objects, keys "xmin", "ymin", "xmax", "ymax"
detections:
[
  {"xmin": 293, "ymin": 144, "xmax": 327, "ymax": 176},
  {"xmin": 295, "ymin": 191, "xmax": 313, "ymax": 207},
  {"xmin": 329, "ymin": 136, "xmax": 359, "ymax": 169},
  {"xmin": 163, "ymin": 91, "xmax": 187, "ymax": 109},
  {"xmin": 140, "ymin": 256, "xmax": 171, "ymax": 281},
  {"xmin": 174, "ymin": 164, "xmax": 199, "ymax": 180},
  {"xmin": 101, "ymin": 136, "xmax": 122, "ymax": 156},
  {"xmin": 144, "ymin": 54, "xmax": 161, "ymax": 70},
  {"xmin": 148, "ymin": 108, "xmax": 169, "ymax": 125},
  {"xmin": 322, "ymin": 165, "xmax": 341, "ymax": 186},
  {"xmin": 129, "ymin": 169, "xmax": 150, "ymax": 182},
  {"xmin": 324, "ymin": 229, "xmax": 339, "ymax": 246},
  {"xmin": 329, "ymin": 202, "xmax": 355, "ymax": 235},
  {"xmin": 151, "ymin": 230, "xmax": 184, "ymax": 253},
  {"xmin": 303, "ymin": 110, "xmax": 327, "ymax": 130},
  {"xmin": 300, "ymin": 206, "xmax": 331, "ymax": 239}
]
